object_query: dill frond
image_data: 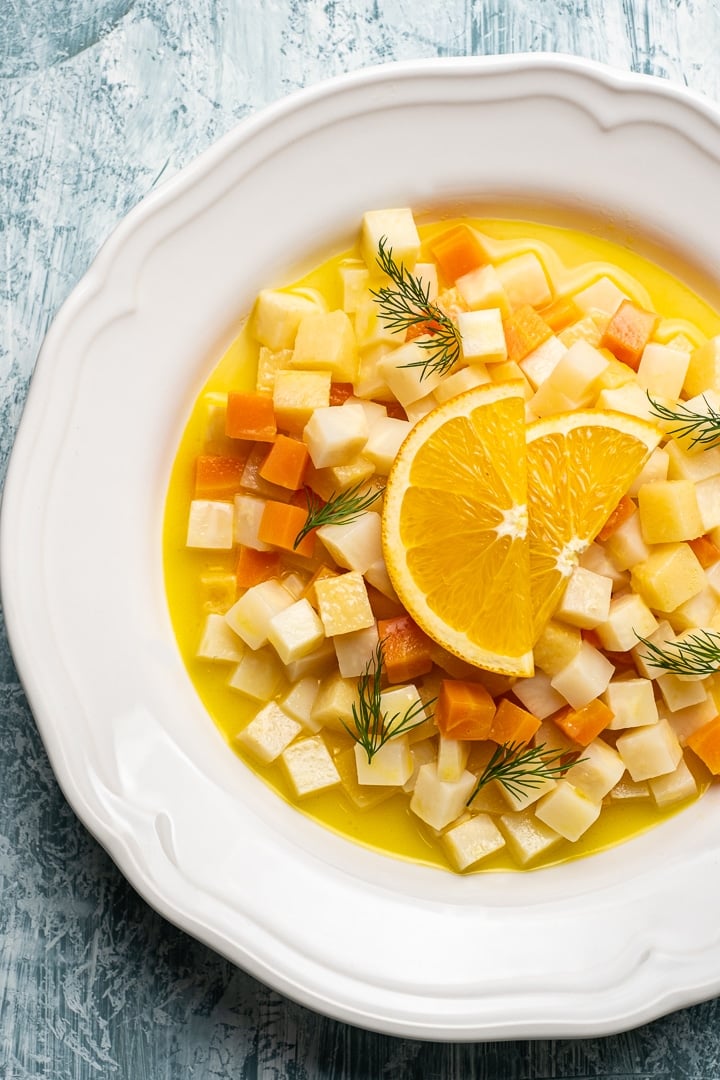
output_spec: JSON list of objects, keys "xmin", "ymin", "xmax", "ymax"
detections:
[
  {"xmin": 293, "ymin": 480, "xmax": 383, "ymax": 548},
  {"xmin": 467, "ymin": 741, "xmax": 583, "ymax": 805},
  {"xmin": 647, "ymin": 393, "xmax": 720, "ymax": 450},
  {"xmin": 635, "ymin": 628, "xmax": 720, "ymax": 678}
]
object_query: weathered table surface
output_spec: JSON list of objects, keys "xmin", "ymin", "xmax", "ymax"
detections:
[{"xmin": 3, "ymin": 2, "xmax": 720, "ymax": 1077}]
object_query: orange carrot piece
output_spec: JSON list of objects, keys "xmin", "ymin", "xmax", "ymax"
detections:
[
  {"xmin": 600, "ymin": 299, "xmax": 659, "ymax": 371},
  {"xmin": 503, "ymin": 305, "xmax": 553, "ymax": 363},
  {"xmin": 687, "ymin": 714, "xmax": 720, "ymax": 774},
  {"xmin": 428, "ymin": 225, "xmax": 487, "ymax": 283},
  {"xmin": 259, "ymin": 435, "xmax": 310, "ymax": 490},
  {"xmin": 596, "ymin": 494, "xmax": 636, "ymax": 541},
  {"xmin": 194, "ymin": 452, "xmax": 249, "ymax": 498},
  {"xmin": 366, "ymin": 583, "xmax": 405, "ymax": 621},
  {"xmin": 435, "ymin": 679, "xmax": 496, "ymax": 740},
  {"xmin": 538, "ymin": 296, "xmax": 581, "ymax": 332},
  {"xmin": 488, "ymin": 698, "xmax": 541, "ymax": 746},
  {"xmin": 688, "ymin": 535, "xmax": 720, "ymax": 569},
  {"xmin": 225, "ymin": 391, "xmax": 277, "ymax": 441},
  {"xmin": 405, "ymin": 319, "xmax": 442, "ymax": 342},
  {"xmin": 378, "ymin": 614, "xmax": 434, "ymax": 684},
  {"xmin": 257, "ymin": 499, "xmax": 316, "ymax": 557},
  {"xmin": 235, "ymin": 546, "xmax": 281, "ymax": 589},
  {"xmin": 553, "ymin": 699, "xmax": 614, "ymax": 747},
  {"xmin": 385, "ymin": 400, "xmax": 408, "ymax": 421},
  {"xmin": 329, "ymin": 382, "xmax": 355, "ymax": 405}
]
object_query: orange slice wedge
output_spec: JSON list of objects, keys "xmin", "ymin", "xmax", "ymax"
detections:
[
  {"xmin": 526, "ymin": 410, "xmax": 661, "ymax": 639},
  {"xmin": 382, "ymin": 383, "xmax": 533, "ymax": 677}
]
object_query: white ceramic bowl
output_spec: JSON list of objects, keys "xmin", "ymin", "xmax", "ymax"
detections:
[{"xmin": 4, "ymin": 54, "xmax": 720, "ymax": 1040}]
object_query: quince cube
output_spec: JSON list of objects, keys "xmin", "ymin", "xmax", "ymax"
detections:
[
  {"xmin": 532, "ymin": 619, "xmax": 583, "ymax": 677},
  {"xmin": 630, "ymin": 543, "xmax": 705, "ymax": 612},
  {"xmin": 534, "ymin": 781, "xmax": 601, "ymax": 841},
  {"xmin": 303, "ymin": 403, "xmax": 368, "ymax": 468},
  {"xmin": 636, "ymin": 343, "xmax": 690, "ymax": 399},
  {"xmin": 256, "ymin": 346, "xmax": 293, "ymax": 394},
  {"xmin": 615, "ymin": 717, "xmax": 683, "ymax": 780},
  {"xmin": 314, "ymin": 571, "xmax": 375, "ymax": 636},
  {"xmin": 338, "ymin": 261, "xmax": 370, "ymax": 313},
  {"xmin": 291, "ymin": 310, "xmax": 358, "ymax": 382},
  {"xmin": 272, "ymin": 369, "xmax": 331, "ymax": 435},
  {"xmin": 457, "ymin": 308, "xmax": 507, "ymax": 363},
  {"xmin": 637, "ymin": 480, "xmax": 703, "ymax": 544},
  {"xmin": 253, "ymin": 289, "xmax": 323, "ymax": 350},
  {"xmin": 361, "ymin": 208, "xmax": 420, "ymax": 272}
]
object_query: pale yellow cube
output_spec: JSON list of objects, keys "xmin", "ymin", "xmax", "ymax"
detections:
[
  {"xmin": 669, "ymin": 587, "xmax": 719, "ymax": 632},
  {"xmin": 512, "ymin": 671, "xmax": 567, "ymax": 719},
  {"xmin": 334, "ymin": 622, "xmax": 380, "ymax": 678},
  {"xmin": 636, "ymin": 343, "xmax": 690, "ymax": 399},
  {"xmin": 518, "ymin": 336, "xmax": 567, "ymax": 390},
  {"xmin": 442, "ymin": 814, "xmax": 506, "ymax": 871},
  {"xmin": 354, "ymin": 344, "xmax": 395, "ymax": 401},
  {"xmin": 434, "ymin": 364, "xmax": 491, "ymax": 404},
  {"xmin": 281, "ymin": 736, "xmax": 341, "ymax": 797},
  {"xmin": 657, "ymin": 672, "xmax": 709, "ymax": 712},
  {"xmin": 572, "ymin": 276, "xmax": 627, "ymax": 318},
  {"xmin": 228, "ymin": 646, "xmax": 285, "ymax": 700},
  {"xmin": 402, "ymin": 738, "xmax": 438, "ymax": 793},
  {"xmin": 628, "ymin": 446, "xmax": 670, "ymax": 496},
  {"xmin": 364, "ymin": 557, "xmax": 399, "ymax": 601},
  {"xmin": 559, "ymin": 315, "xmax": 603, "ymax": 349},
  {"xmin": 648, "ymin": 756, "xmax": 698, "ymax": 807},
  {"xmin": 235, "ymin": 702, "xmax": 302, "ymax": 764},
  {"xmin": 280, "ymin": 676, "xmax": 321, "ymax": 732},
  {"xmin": 267, "ymin": 599, "xmax": 325, "ymax": 665},
  {"xmin": 578, "ymin": 542, "xmax": 629, "ymax": 589},
  {"xmin": 684, "ymin": 334, "xmax": 720, "ymax": 397},
  {"xmin": 291, "ymin": 310, "xmax": 358, "ymax": 382},
  {"xmin": 615, "ymin": 717, "xmax": 683, "ymax": 780},
  {"xmin": 186, "ymin": 499, "xmax": 234, "ymax": 550},
  {"xmin": 364, "ymin": 416, "xmax": 411, "ymax": 474},
  {"xmin": 303, "ymin": 403, "xmax": 369, "ymax": 468},
  {"xmin": 338, "ymin": 260, "xmax": 370, "ymax": 314},
  {"xmin": 630, "ymin": 543, "xmax": 705, "ymax": 612},
  {"xmin": 595, "ymin": 592, "xmax": 658, "ymax": 652},
  {"xmin": 361, "ymin": 208, "xmax": 420, "ymax": 272},
  {"xmin": 272, "ymin": 368, "xmax": 331, "ymax": 435},
  {"xmin": 488, "ymin": 361, "xmax": 533, "ymax": 399},
  {"xmin": 550, "ymin": 641, "xmax": 615, "ymax": 710},
  {"xmin": 457, "ymin": 308, "xmax": 507, "ymax": 363},
  {"xmin": 604, "ymin": 510, "xmax": 650, "ymax": 571},
  {"xmin": 414, "ymin": 262, "xmax": 439, "ymax": 303},
  {"xmin": 496, "ymin": 252, "xmax": 552, "ymax": 309},
  {"xmin": 378, "ymin": 340, "xmax": 445, "ymax": 406},
  {"xmin": 225, "ymin": 579, "xmax": 295, "ymax": 650},
  {"xmin": 595, "ymin": 382, "xmax": 657, "ymax": 422},
  {"xmin": 545, "ymin": 340, "xmax": 609, "ymax": 405},
  {"xmin": 354, "ymin": 735, "xmax": 413, "ymax": 786},
  {"xmin": 554, "ymin": 566, "xmax": 612, "ymax": 629},
  {"xmin": 637, "ymin": 480, "xmax": 703, "ymax": 544},
  {"xmin": 665, "ymin": 435, "xmax": 720, "ymax": 480},
  {"xmin": 253, "ymin": 289, "xmax": 322, "ymax": 350},
  {"xmin": 535, "ymin": 782, "xmax": 601, "ymax": 841},
  {"xmin": 532, "ymin": 620, "xmax": 583, "ymax": 677},
  {"xmin": 334, "ymin": 747, "xmax": 396, "ymax": 809},
  {"xmin": 311, "ymin": 671, "xmax": 359, "ymax": 733},
  {"xmin": 256, "ymin": 346, "xmax": 293, "ymax": 394},
  {"xmin": 283, "ymin": 639, "xmax": 337, "ymax": 683},
  {"xmin": 410, "ymin": 763, "xmax": 477, "ymax": 830},
  {"xmin": 199, "ymin": 568, "xmax": 238, "ymax": 614},
  {"xmin": 353, "ymin": 296, "xmax": 406, "ymax": 349},
  {"xmin": 602, "ymin": 677, "xmax": 659, "ymax": 729},
  {"xmin": 456, "ymin": 263, "xmax": 511, "ymax": 316},
  {"xmin": 498, "ymin": 810, "xmax": 562, "ymax": 866},
  {"xmin": 662, "ymin": 695, "xmax": 717, "ymax": 745},
  {"xmin": 630, "ymin": 619, "xmax": 676, "ymax": 679},
  {"xmin": 311, "ymin": 455, "xmax": 375, "ymax": 499},
  {"xmin": 564, "ymin": 739, "xmax": 625, "ymax": 800},
  {"xmin": 317, "ymin": 511, "xmax": 383, "ymax": 573},
  {"xmin": 528, "ymin": 379, "xmax": 576, "ymax": 419},
  {"xmin": 437, "ymin": 734, "xmax": 470, "ymax": 782},
  {"xmin": 403, "ymin": 393, "xmax": 438, "ymax": 425},
  {"xmin": 694, "ymin": 477, "xmax": 720, "ymax": 532},
  {"xmin": 500, "ymin": 774, "xmax": 557, "ymax": 812},
  {"xmin": 379, "ymin": 683, "xmax": 426, "ymax": 731},
  {"xmin": 196, "ymin": 614, "xmax": 245, "ymax": 663},
  {"xmin": 608, "ymin": 776, "xmax": 650, "ymax": 802},
  {"xmin": 314, "ymin": 571, "xmax": 374, "ymax": 636}
]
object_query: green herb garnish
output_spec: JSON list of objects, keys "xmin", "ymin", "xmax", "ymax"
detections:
[
  {"xmin": 371, "ymin": 237, "xmax": 462, "ymax": 379},
  {"xmin": 293, "ymin": 479, "xmax": 383, "ymax": 549},
  {"xmin": 344, "ymin": 643, "xmax": 434, "ymax": 763},
  {"xmin": 636, "ymin": 628, "xmax": 720, "ymax": 678},
  {"xmin": 467, "ymin": 741, "xmax": 583, "ymax": 805},
  {"xmin": 647, "ymin": 393, "xmax": 720, "ymax": 450}
]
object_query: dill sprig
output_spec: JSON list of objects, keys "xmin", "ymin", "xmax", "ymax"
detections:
[
  {"xmin": 370, "ymin": 237, "xmax": 462, "ymax": 379},
  {"xmin": 647, "ymin": 393, "xmax": 720, "ymax": 450},
  {"xmin": 467, "ymin": 741, "xmax": 583, "ymax": 805},
  {"xmin": 293, "ymin": 480, "xmax": 383, "ymax": 548},
  {"xmin": 635, "ymin": 628, "xmax": 720, "ymax": 678},
  {"xmin": 344, "ymin": 643, "xmax": 434, "ymax": 763}
]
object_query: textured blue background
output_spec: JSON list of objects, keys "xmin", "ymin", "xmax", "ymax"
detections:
[{"xmin": 3, "ymin": 2, "xmax": 720, "ymax": 1076}]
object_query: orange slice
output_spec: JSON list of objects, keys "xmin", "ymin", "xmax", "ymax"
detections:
[
  {"xmin": 382, "ymin": 383, "xmax": 533, "ymax": 677},
  {"xmin": 526, "ymin": 410, "xmax": 661, "ymax": 639}
]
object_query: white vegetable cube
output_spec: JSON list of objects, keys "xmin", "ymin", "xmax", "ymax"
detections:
[
  {"xmin": 436, "ymin": 734, "xmax": 470, "ymax": 782},
  {"xmin": 234, "ymin": 494, "xmax": 271, "ymax": 552},
  {"xmin": 363, "ymin": 415, "xmax": 412, "ymax": 474},
  {"xmin": 545, "ymin": 340, "xmax": 609, "ymax": 405},
  {"xmin": 317, "ymin": 511, "xmax": 383, "ymax": 573},
  {"xmin": 353, "ymin": 297, "xmax": 406, "ymax": 348},
  {"xmin": 402, "ymin": 738, "xmax": 438, "ymax": 793},
  {"xmin": 595, "ymin": 592, "xmax": 658, "ymax": 653},
  {"xmin": 291, "ymin": 310, "xmax": 358, "ymax": 382},
  {"xmin": 604, "ymin": 511, "xmax": 650, "ymax": 571},
  {"xmin": 414, "ymin": 262, "xmax": 439, "ymax": 302},
  {"xmin": 527, "ymin": 379, "xmax": 576, "ymax": 419},
  {"xmin": 186, "ymin": 499, "xmax": 234, "ymax": 549},
  {"xmin": 628, "ymin": 447, "xmax": 670, "ymax": 497},
  {"xmin": 615, "ymin": 717, "xmax": 683, "ymax": 780},
  {"xmin": 272, "ymin": 369, "xmax": 331, "ymax": 435},
  {"xmin": 442, "ymin": 814, "xmax": 506, "ymax": 871},
  {"xmin": 225, "ymin": 579, "xmax": 294, "ymax": 650},
  {"xmin": 354, "ymin": 344, "xmax": 395, "ymax": 400},
  {"xmin": 314, "ymin": 571, "xmax": 375, "ymax": 636},
  {"xmin": 339, "ymin": 261, "xmax": 370, "ymax": 313},
  {"xmin": 253, "ymin": 289, "xmax": 321, "ymax": 350},
  {"xmin": 630, "ymin": 543, "xmax": 705, "ymax": 612},
  {"xmin": 364, "ymin": 557, "xmax": 399, "ymax": 601},
  {"xmin": 495, "ymin": 252, "xmax": 552, "ymax": 309},
  {"xmin": 670, "ymin": 587, "xmax": 720, "ymax": 632},
  {"xmin": 334, "ymin": 623, "xmax": 379, "ymax": 678},
  {"xmin": 657, "ymin": 672, "xmax": 708, "ymax": 712},
  {"xmin": 596, "ymin": 382, "xmax": 658, "ymax": 423},
  {"xmin": 303, "ymin": 404, "xmax": 368, "ymax": 468},
  {"xmin": 518, "ymin": 335, "xmax": 567, "ymax": 390},
  {"xmin": 333, "ymin": 747, "xmax": 396, "ymax": 809},
  {"xmin": 535, "ymin": 781, "xmax": 601, "ymax": 841},
  {"xmin": 573, "ymin": 276, "xmax": 626, "ymax": 317},
  {"xmin": 281, "ymin": 736, "xmax": 341, "ymax": 798},
  {"xmin": 665, "ymin": 696, "xmax": 717, "ymax": 745},
  {"xmin": 550, "ymin": 642, "xmax": 615, "ymax": 710},
  {"xmin": 228, "ymin": 646, "xmax": 285, "ymax": 700},
  {"xmin": 267, "ymin": 598, "xmax": 325, "ymax": 664},
  {"xmin": 196, "ymin": 614, "xmax": 245, "ymax": 663},
  {"xmin": 379, "ymin": 683, "xmax": 426, "ymax": 730},
  {"xmin": 410, "ymin": 763, "xmax": 477, "ymax": 830},
  {"xmin": 456, "ymin": 264, "xmax": 511, "ymax": 316},
  {"xmin": 684, "ymin": 334, "xmax": 720, "ymax": 397},
  {"xmin": 578, "ymin": 542, "xmax": 629, "ymax": 588},
  {"xmin": 694, "ymin": 477, "xmax": 720, "ymax": 532},
  {"xmin": 498, "ymin": 810, "xmax": 562, "ymax": 866},
  {"xmin": 603, "ymin": 677, "xmax": 659, "ymax": 729},
  {"xmin": 311, "ymin": 671, "xmax": 359, "ymax": 733},
  {"xmin": 433, "ymin": 364, "xmax": 491, "ymax": 404},
  {"xmin": 665, "ymin": 434, "xmax": 720, "ymax": 479},
  {"xmin": 609, "ymin": 776, "xmax": 650, "ymax": 802},
  {"xmin": 636, "ymin": 343, "xmax": 690, "ymax": 399},
  {"xmin": 532, "ymin": 620, "xmax": 582, "ymax": 677},
  {"xmin": 283, "ymin": 639, "xmax": 337, "ymax": 683},
  {"xmin": 256, "ymin": 346, "xmax": 293, "ymax": 394},
  {"xmin": 361, "ymin": 208, "xmax": 420, "ymax": 271},
  {"xmin": 564, "ymin": 738, "xmax": 625, "ymax": 800},
  {"xmin": 457, "ymin": 308, "xmax": 507, "ymax": 363},
  {"xmin": 403, "ymin": 393, "xmax": 437, "ymax": 425},
  {"xmin": 280, "ymin": 676, "xmax": 320, "ymax": 731},
  {"xmin": 354, "ymin": 735, "xmax": 412, "ymax": 786},
  {"xmin": 637, "ymin": 480, "xmax": 703, "ymax": 544},
  {"xmin": 648, "ymin": 757, "xmax": 698, "ymax": 807},
  {"xmin": 235, "ymin": 702, "xmax": 302, "ymax": 764},
  {"xmin": 554, "ymin": 566, "xmax": 612, "ymax": 629},
  {"xmin": 512, "ymin": 671, "xmax": 567, "ymax": 719},
  {"xmin": 378, "ymin": 340, "xmax": 445, "ymax": 406},
  {"xmin": 500, "ymin": 774, "xmax": 557, "ymax": 812}
]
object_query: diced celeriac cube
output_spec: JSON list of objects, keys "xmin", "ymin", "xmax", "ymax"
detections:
[
  {"xmin": 280, "ymin": 676, "xmax": 321, "ymax": 732},
  {"xmin": 495, "ymin": 252, "xmax": 552, "ymax": 309},
  {"xmin": 572, "ymin": 276, "xmax": 626, "ymax": 318},
  {"xmin": 648, "ymin": 756, "xmax": 698, "ymax": 807},
  {"xmin": 534, "ymin": 781, "xmax": 601, "ymax": 841},
  {"xmin": 235, "ymin": 702, "xmax": 302, "ymax": 764},
  {"xmin": 511, "ymin": 671, "xmax": 567, "ymax": 719},
  {"xmin": 527, "ymin": 379, "xmax": 576, "ymax": 419},
  {"xmin": 628, "ymin": 447, "xmax": 670, "ymax": 496},
  {"xmin": 314, "ymin": 571, "xmax": 375, "ymax": 636},
  {"xmin": 317, "ymin": 511, "xmax": 383, "ymax": 573},
  {"xmin": 608, "ymin": 776, "xmax": 650, "ymax": 801},
  {"xmin": 234, "ymin": 494, "xmax": 272, "ymax": 552},
  {"xmin": 457, "ymin": 308, "xmax": 507, "ymax": 363},
  {"xmin": 186, "ymin": 499, "xmax": 234, "ymax": 549},
  {"xmin": 635, "ymin": 343, "xmax": 690, "ymax": 399},
  {"xmin": 339, "ymin": 261, "xmax": 370, "ymax": 313},
  {"xmin": 228, "ymin": 646, "xmax": 285, "ymax": 700},
  {"xmin": 532, "ymin": 620, "xmax": 583, "ymax": 676},
  {"xmin": 615, "ymin": 717, "xmax": 683, "ymax": 780},
  {"xmin": 665, "ymin": 435, "xmax": 720, "ymax": 480},
  {"xmin": 694, "ymin": 477, "xmax": 720, "ymax": 532},
  {"xmin": 670, "ymin": 588, "xmax": 719, "ymax": 632},
  {"xmin": 283, "ymin": 639, "xmax": 337, "ymax": 682},
  {"xmin": 436, "ymin": 734, "xmax": 470, "ymax": 782},
  {"xmin": 497, "ymin": 810, "xmax": 562, "ymax": 866},
  {"xmin": 559, "ymin": 315, "xmax": 604, "ymax": 349},
  {"xmin": 333, "ymin": 746, "xmax": 396, "ymax": 809},
  {"xmin": 637, "ymin": 480, "xmax": 703, "ymax": 544},
  {"xmin": 550, "ymin": 641, "xmax": 615, "ymax": 710},
  {"xmin": 354, "ymin": 735, "xmax": 413, "ymax": 786},
  {"xmin": 403, "ymin": 394, "xmax": 437, "ymax": 425},
  {"xmin": 441, "ymin": 813, "xmax": 506, "ymax": 871},
  {"xmin": 455, "ymin": 263, "xmax": 511, "ymax": 316},
  {"xmin": 378, "ymin": 340, "xmax": 445, "ymax": 405},
  {"xmin": 379, "ymin": 682, "xmax": 426, "ymax": 729},
  {"xmin": 518, "ymin": 335, "xmax": 567, "ymax": 390},
  {"xmin": 564, "ymin": 738, "xmax": 625, "ymax": 799},
  {"xmin": 314, "ymin": 455, "xmax": 376, "ymax": 496},
  {"xmin": 683, "ymin": 334, "xmax": 720, "ymax": 397},
  {"xmin": 272, "ymin": 369, "xmax": 332, "ymax": 435},
  {"xmin": 656, "ymin": 672, "xmax": 708, "ymax": 712},
  {"xmin": 554, "ymin": 566, "xmax": 612, "ymax": 629},
  {"xmin": 543, "ymin": 340, "xmax": 609, "ymax": 405},
  {"xmin": 353, "ymin": 298, "xmax": 406, "ymax": 348},
  {"xmin": 290, "ymin": 310, "xmax": 358, "ymax": 382},
  {"xmin": 256, "ymin": 346, "xmax": 293, "ymax": 394},
  {"xmin": 196, "ymin": 613, "xmax": 245, "ymax": 663},
  {"xmin": 253, "ymin": 289, "xmax": 322, "ymax": 350},
  {"xmin": 363, "ymin": 416, "xmax": 412, "ymax": 473},
  {"xmin": 225, "ymin": 579, "xmax": 295, "ymax": 650},
  {"xmin": 595, "ymin": 593, "xmax": 659, "ymax": 653},
  {"xmin": 267, "ymin": 598, "xmax": 325, "ymax": 664},
  {"xmin": 603, "ymin": 677, "xmax": 659, "ymax": 729},
  {"xmin": 662, "ymin": 695, "xmax": 717, "ymax": 745},
  {"xmin": 433, "ymin": 364, "xmax": 491, "ymax": 404},
  {"xmin": 281, "ymin": 736, "xmax": 341, "ymax": 797},
  {"xmin": 595, "ymin": 382, "xmax": 658, "ymax": 422},
  {"xmin": 499, "ymin": 774, "xmax": 557, "ymax": 812},
  {"xmin": 310, "ymin": 671, "xmax": 358, "ymax": 733},
  {"xmin": 334, "ymin": 623, "xmax": 380, "ymax": 678},
  {"xmin": 364, "ymin": 557, "xmax": 399, "ymax": 601},
  {"xmin": 402, "ymin": 738, "xmax": 438, "ymax": 792},
  {"xmin": 578, "ymin": 541, "xmax": 629, "ymax": 588},
  {"xmin": 354, "ymin": 344, "xmax": 395, "ymax": 400},
  {"xmin": 303, "ymin": 403, "xmax": 369, "ymax": 468},
  {"xmin": 604, "ymin": 511, "xmax": 650, "ymax": 571},
  {"xmin": 360, "ymin": 208, "xmax": 420, "ymax": 271},
  {"xmin": 409, "ymin": 763, "xmax": 477, "ymax": 830},
  {"xmin": 630, "ymin": 543, "xmax": 705, "ymax": 612}
]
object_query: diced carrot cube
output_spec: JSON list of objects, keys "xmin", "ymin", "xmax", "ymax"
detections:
[
  {"xmin": 385, "ymin": 400, "xmax": 408, "ymax": 421},
  {"xmin": 435, "ymin": 679, "xmax": 496, "ymax": 740},
  {"xmin": 503, "ymin": 305, "xmax": 553, "ymax": 363},
  {"xmin": 553, "ymin": 698, "xmax": 614, "ymax": 746},
  {"xmin": 428, "ymin": 225, "xmax": 487, "ymax": 283},
  {"xmin": 600, "ymin": 299, "xmax": 659, "ymax": 371},
  {"xmin": 687, "ymin": 714, "xmax": 720, "ymax": 774},
  {"xmin": 596, "ymin": 494, "xmax": 636, "ymax": 541},
  {"xmin": 378, "ymin": 614, "xmax": 434, "ymax": 684},
  {"xmin": 688, "ymin": 535, "xmax": 720, "ymax": 569},
  {"xmin": 538, "ymin": 296, "xmax": 581, "ymax": 332},
  {"xmin": 488, "ymin": 698, "xmax": 541, "ymax": 746},
  {"xmin": 259, "ymin": 435, "xmax": 309, "ymax": 490},
  {"xmin": 257, "ymin": 500, "xmax": 316, "ymax": 557},
  {"xmin": 225, "ymin": 392, "xmax": 277, "ymax": 441},
  {"xmin": 235, "ymin": 546, "xmax": 281, "ymax": 589},
  {"xmin": 366, "ymin": 583, "xmax": 405, "ymax": 621},
  {"xmin": 405, "ymin": 319, "xmax": 442, "ymax": 342},
  {"xmin": 329, "ymin": 382, "xmax": 355, "ymax": 405},
  {"xmin": 194, "ymin": 452, "xmax": 249, "ymax": 498}
]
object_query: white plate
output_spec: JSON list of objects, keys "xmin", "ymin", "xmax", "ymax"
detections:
[{"xmin": 4, "ymin": 54, "xmax": 720, "ymax": 1040}]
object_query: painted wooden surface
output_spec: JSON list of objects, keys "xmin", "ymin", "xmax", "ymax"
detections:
[{"xmin": 3, "ymin": 1, "xmax": 720, "ymax": 1076}]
